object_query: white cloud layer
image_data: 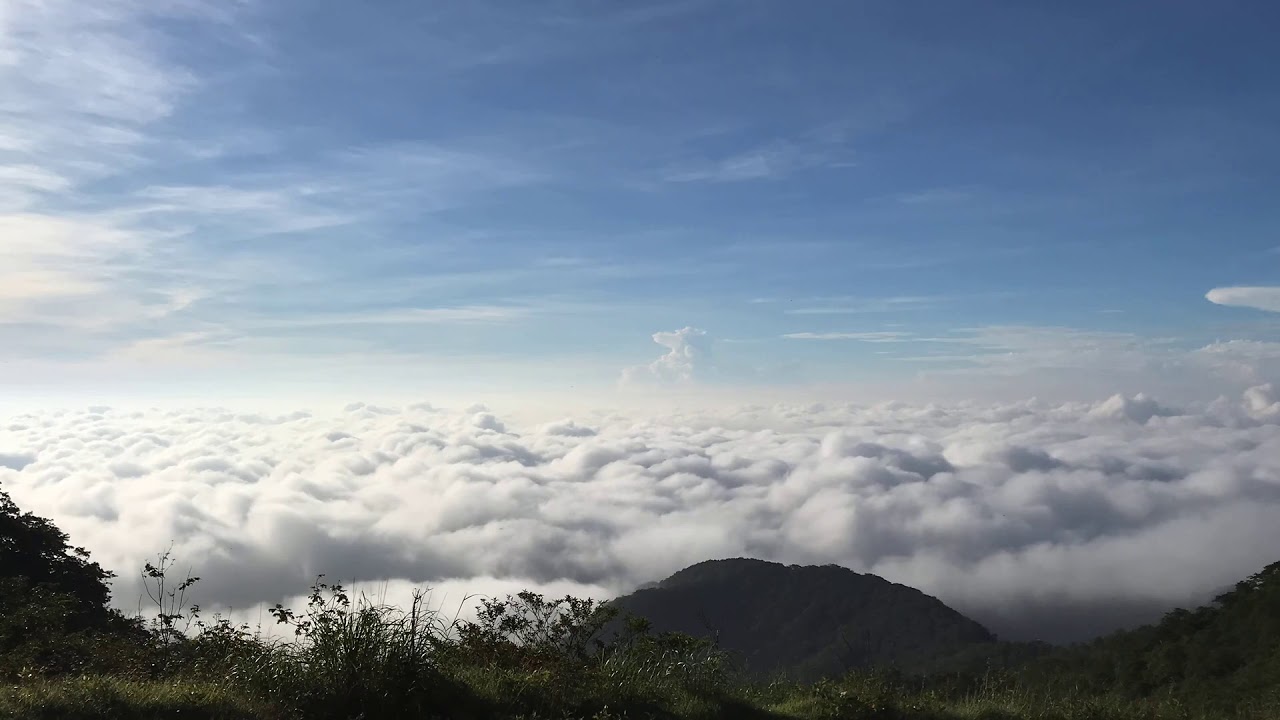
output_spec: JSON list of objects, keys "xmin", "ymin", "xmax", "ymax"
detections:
[{"xmin": 4, "ymin": 390, "xmax": 1280, "ymax": 643}]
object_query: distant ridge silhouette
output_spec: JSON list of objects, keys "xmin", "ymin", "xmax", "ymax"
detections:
[{"xmin": 612, "ymin": 558, "xmax": 997, "ymax": 679}]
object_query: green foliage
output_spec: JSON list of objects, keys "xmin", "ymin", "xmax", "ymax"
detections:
[
  {"xmin": 1023, "ymin": 561, "xmax": 1280, "ymax": 711},
  {"xmin": 0, "ymin": 577, "xmax": 141, "ymax": 678},
  {"xmin": 456, "ymin": 590, "xmax": 619, "ymax": 666}
]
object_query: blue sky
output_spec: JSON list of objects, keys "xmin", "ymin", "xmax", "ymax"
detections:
[{"xmin": 3, "ymin": 0, "xmax": 1280, "ymax": 405}]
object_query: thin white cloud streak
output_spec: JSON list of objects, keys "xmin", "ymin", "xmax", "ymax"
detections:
[
  {"xmin": 241, "ymin": 305, "xmax": 534, "ymax": 329},
  {"xmin": 3, "ymin": 390, "xmax": 1280, "ymax": 643},
  {"xmin": 903, "ymin": 326, "xmax": 1182, "ymax": 372},
  {"xmin": 663, "ymin": 136, "xmax": 855, "ymax": 184},
  {"xmin": 1207, "ymin": 286, "xmax": 1280, "ymax": 313},
  {"xmin": 883, "ymin": 326, "xmax": 1280, "ymax": 405},
  {"xmin": 900, "ymin": 329, "xmax": 1280, "ymax": 401},
  {"xmin": 783, "ymin": 297, "xmax": 938, "ymax": 315},
  {"xmin": 893, "ymin": 188, "xmax": 975, "ymax": 206},
  {"xmin": 783, "ymin": 332, "xmax": 913, "ymax": 342}
]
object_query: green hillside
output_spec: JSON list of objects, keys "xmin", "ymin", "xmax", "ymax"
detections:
[{"xmin": 1023, "ymin": 561, "xmax": 1280, "ymax": 708}]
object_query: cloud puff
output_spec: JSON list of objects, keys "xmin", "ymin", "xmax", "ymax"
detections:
[
  {"xmin": 1087, "ymin": 393, "xmax": 1175, "ymax": 424},
  {"xmin": 621, "ymin": 327, "xmax": 711, "ymax": 384},
  {"xmin": 1206, "ymin": 286, "xmax": 1280, "ymax": 313},
  {"xmin": 3, "ymin": 390, "xmax": 1280, "ymax": 643},
  {"xmin": 1243, "ymin": 384, "xmax": 1280, "ymax": 422}
]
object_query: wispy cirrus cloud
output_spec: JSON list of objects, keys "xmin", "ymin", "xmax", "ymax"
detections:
[
  {"xmin": 0, "ymin": 3, "xmax": 562, "ymax": 371},
  {"xmin": 118, "ymin": 142, "xmax": 544, "ymax": 251},
  {"xmin": 0, "ymin": 0, "xmax": 249, "ymax": 198},
  {"xmin": 0, "ymin": 0, "xmax": 255, "ymax": 348}
]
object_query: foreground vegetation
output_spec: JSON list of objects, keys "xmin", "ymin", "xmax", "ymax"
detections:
[{"xmin": 3, "ymin": 488, "xmax": 1278, "ymax": 719}]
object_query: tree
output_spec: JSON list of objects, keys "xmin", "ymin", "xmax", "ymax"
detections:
[
  {"xmin": 0, "ymin": 487, "xmax": 115, "ymax": 628},
  {"xmin": 0, "ymin": 487, "xmax": 153, "ymax": 677}
]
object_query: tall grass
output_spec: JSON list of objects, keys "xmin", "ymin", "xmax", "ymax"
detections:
[{"xmin": 198, "ymin": 578, "xmax": 475, "ymax": 719}]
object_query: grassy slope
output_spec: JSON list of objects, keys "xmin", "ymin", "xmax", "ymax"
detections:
[
  {"xmin": 0, "ymin": 677, "xmax": 276, "ymax": 720},
  {"xmin": 4, "ymin": 674, "xmax": 1277, "ymax": 720}
]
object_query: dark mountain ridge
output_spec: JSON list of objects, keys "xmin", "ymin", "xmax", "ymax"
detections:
[
  {"xmin": 613, "ymin": 555, "xmax": 1280, "ymax": 706},
  {"xmin": 612, "ymin": 557, "xmax": 999, "ymax": 680}
]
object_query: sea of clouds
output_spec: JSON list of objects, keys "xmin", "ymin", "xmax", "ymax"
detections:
[{"xmin": 4, "ymin": 387, "xmax": 1280, "ymax": 643}]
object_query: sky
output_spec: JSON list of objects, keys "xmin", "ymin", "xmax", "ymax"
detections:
[
  {"xmin": 3, "ymin": 0, "xmax": 1279, "ymax": 407},
  {"xmin": 4, "ymin": 1, "xmax": 1280, "ymax": 645}
]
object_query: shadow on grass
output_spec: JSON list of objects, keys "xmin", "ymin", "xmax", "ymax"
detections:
[{"xmin": 1, "ymin": 677, "xmax": 275, "ymax": 720}]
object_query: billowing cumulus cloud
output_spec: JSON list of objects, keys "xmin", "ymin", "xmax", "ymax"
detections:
[
  {"xmin": 3, "ymin": 391, "xmax": 1280, "ymax": 643},
  {"xmin": 621, "ymin": 327, "xmax": 712, "ymax": 384}
]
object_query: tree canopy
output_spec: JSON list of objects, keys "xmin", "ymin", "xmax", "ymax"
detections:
[{"xmin": 0, "ymin": 487, "xmax": 116, "ymax": 629}]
